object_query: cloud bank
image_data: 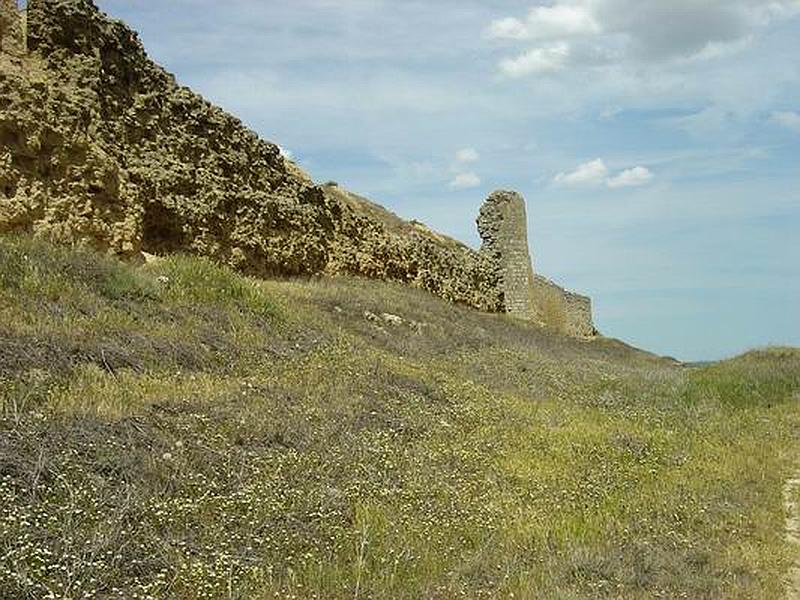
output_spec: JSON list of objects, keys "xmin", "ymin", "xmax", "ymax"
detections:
[{"xmin": 489, "ymin": 0, "xmax": 800, "ymax": 77}]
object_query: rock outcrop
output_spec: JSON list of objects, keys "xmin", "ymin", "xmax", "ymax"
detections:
[{"xmin": 0, "ymin": 0, "xmax": 595, "ymax": 336}]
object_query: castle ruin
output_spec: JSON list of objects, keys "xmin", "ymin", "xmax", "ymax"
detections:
[
  {"xmin": 477, "ymin": 191, "xmax": 595, "ymax": 338},
  {"xmin": 0, "ymin": 0, "xmax": 596, "ymax": 339},
  {"xmin": 477, "ymin": 191, "xmax": 536, "ymax": 316}
]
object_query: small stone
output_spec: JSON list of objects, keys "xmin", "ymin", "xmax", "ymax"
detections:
[{"xmin": 381, "ymin": 313, "xmax": 403, "ymax": 326}]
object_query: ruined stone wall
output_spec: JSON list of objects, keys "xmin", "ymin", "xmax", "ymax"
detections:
[
  {"xmin": 0, "ymin": 0, "xmax": 25, "ymax": 58},
  {"xmin": 3, "ymin": 0, "xmax": 339, "ymax": 275},
  {"xmin": 0, "ymin": 0, "xmax": 594, "ymax": 336},
  {"xmin": 0, "ymin": 0, "xmax": 502, "ymax": 309},
  {"xmin": 531, "ymin": 275, "xmax": 596, "ymax": 338},
  {"xmin": 326, "ymin": 186, "xmax": 501, "ymax": 312},
  {"xmin": 477, "ymin": 191, "xmax": 536, "ymax": 317},
  {"xmin": 477, "ymin": 190, "xmax": 595, "ymax": 337},
  {"xmin": 564, "ymin": 290, "xmax": 594, "ymax": 338}
]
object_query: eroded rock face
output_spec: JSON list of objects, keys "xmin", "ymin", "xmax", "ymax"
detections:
[
  {"xmin": 0, "ymin": 0, "xmax": 595, "ymax": 336},
  {"xmin": 2, "ymin": 0, "xmax": 338, "ymax": 274},
  {"xmin": 0, "ymin": 0, "xmax": 24, "ymax": 58}
]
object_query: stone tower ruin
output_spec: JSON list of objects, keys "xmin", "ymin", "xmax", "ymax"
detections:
[
  {"xmin": 477, "ymin": 190, "xmax": 536, "ymax": 317},
  {"xmin": 477, "ymin": 190, "xmax": 596, "ymax": 337}
]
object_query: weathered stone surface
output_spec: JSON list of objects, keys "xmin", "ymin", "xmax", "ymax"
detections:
[
  {"xmin": 0, "ymin": 0, "xmax": 595, "ymax": 337},
  {"xmin": 531, "ymin": 275, "xmax": 596, "ymax": 338},
  {"xmin": 325, "ymin": 185, "xmax": 501, "ymax": 312},
  {"xmin": 478, "ymin": 190, "xmax": 596, "ymax": 337},
  {"xmin": 477, "ymin": 190, "xmax": 536, "ymax": 316},
  {"xmin": 0, "ymin": 0, "xmax": 24, "ymax": 58},
  {"xmin": 3, "ymin": 0, "xmax": 338, "ymax": 275}
]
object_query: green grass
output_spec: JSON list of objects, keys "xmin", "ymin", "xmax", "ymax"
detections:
[{"xmin": 1, "ymin": 234, "xmax": 799, "ymax": 598}]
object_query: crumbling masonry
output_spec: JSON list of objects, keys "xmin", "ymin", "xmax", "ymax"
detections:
[
  {"xmin": 0, "ymin": 0, "xmax": 25, "ymax": 58},
  {"xmin": 477, "ymin": 191, "xmax": 537, "ymax": 316},
  {"xmin": 0, "ymin": 0, "xmax": 596, "ymax": 338},
  {"xmin": 477, "ymin": 191, "xmax": 595, "ymax": 338}
]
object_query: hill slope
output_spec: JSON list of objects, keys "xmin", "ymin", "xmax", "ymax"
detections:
[{"xmin": 1, "ymin": 235, "xmax": 799, "ymax": 599}]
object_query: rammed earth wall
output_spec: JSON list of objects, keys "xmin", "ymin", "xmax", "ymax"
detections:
[
  {"xmin": 0, "ymin": 0, "xmax": 24, "ymax": 58},
  {"xmin": 0, "ymin": 0, "xmax": 595, "ymax": 337}
]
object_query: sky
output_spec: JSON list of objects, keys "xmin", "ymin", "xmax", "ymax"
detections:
[{"xmin": 94, "ymin": 0, "xmax": 800, "ymax": 361}]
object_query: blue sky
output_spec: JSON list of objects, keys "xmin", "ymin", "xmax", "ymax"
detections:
[{"xmin": 95, "ymin": 0, "xmax": 800, "ymax": 361}]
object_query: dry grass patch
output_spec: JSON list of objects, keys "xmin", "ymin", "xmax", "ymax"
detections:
[{"xmin": 1, "ymin": 235, "xmax": 799, "ymax": 598}]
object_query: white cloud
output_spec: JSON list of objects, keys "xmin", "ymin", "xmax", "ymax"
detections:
[
  {"xmin": 554, "ymin": 158, "xmax": 609, "ymax": 187},
  {"xmin": 771, "ymin": 110, "xmax": 800, "ymax": 133},
  {"xmin": 449, "ymin": 172, "xmax": 481, "ymax": 189},
  {"xmin": 487, "ymin": 17, "xmax": 530, "ymax": 41},
  {"xmin": 554, "ymin": 159, "xmax": 654, "ymax": 188},
  {"xmin": 607, "ymin": 166, "xmax": 654, "ymax": 188},
  {"xmin": 499, "ymin": 42, "xmax": 571, "ymax": 77},
  {"xmin": 688, "ymin": 36, "xmax": 755, "ymax": 62},
  {"xmin": 490, "ymin": 1, "xmax": 800, "ymax": 78},
  {"xmin": 487, "ymin": 5, "xmax": 600, "ymax": 41},
  {"xmin": 455, "ymin": 147, "xmax": 480, "ymax": 163}
]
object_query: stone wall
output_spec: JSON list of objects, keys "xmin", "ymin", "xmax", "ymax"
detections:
[
  {"xmin": 4, "ymin": 0, "xmax": 339, "ymax": 275},
  {"xmin": 531, "ymin": 275, "xmax": 596, "ymax": 338},
  {"xmin": 564, "ymin": 290, "xmax": 594, "ymax": 338},
  {"xmin": 325, "ymin": 185, "xmax": 501, "ymax": 312},
  {"xmin": 0, "ymin": 0, "xmax": 24, "ymax": 58},
  {"xmin": 0, "ymin": 0, "xmax": 595, "ymax": 337},
  {"xmin": 477, "ymin": 190, "xmax": 595, "ymax": 337},
  {"xmin": 0, "ymin": 0, "xmax": 501, "ymax": 307}
]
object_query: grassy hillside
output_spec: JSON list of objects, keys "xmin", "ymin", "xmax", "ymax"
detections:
[{"xmin": 1, "ymin": 235, "xmax": 799, "ymax": 599}]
